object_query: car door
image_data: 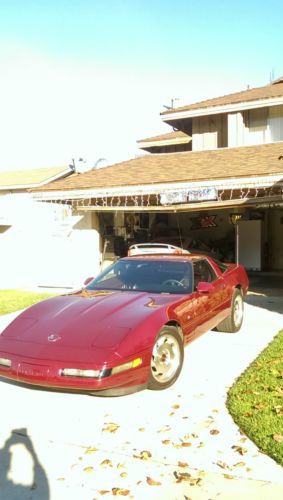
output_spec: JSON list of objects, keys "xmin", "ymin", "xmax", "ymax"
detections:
[{"xmin": 192, "ymin": 259, "xmax": 226, "ymax": 336}]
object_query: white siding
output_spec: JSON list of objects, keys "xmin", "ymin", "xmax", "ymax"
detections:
[
  {"xmin": 228, "ymin": 105, "xmax": 283, "ymax": 147},
  {"xmin": 192, "ymin": 115, "xmax": 227, "ymax": 151},
  {"xmin": 228, "ymin": 112, "xmax": 245, "ymax": 147},
  {"xmin": 269, "ymin": 105, "xmax": 283, "ymax": 142},
  {"xmin": 243, "ymin": 108, "xmax": 268, "ymax": 146}
]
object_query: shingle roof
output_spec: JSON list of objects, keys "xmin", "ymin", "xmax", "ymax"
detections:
[
  {"xmin": 0, "ymin": 166, "xmax": 71, "ymax": 189},
  {"xmin": 137, "ymin": 131, "xmax": 191, "ymax": 144},
  {"xmin": 33, "ymin": 142, "xmax": 283, "ymax": 193},
  {"xmin": 161, "ymin": 79, "xmax": 283, "ymax": 115}
]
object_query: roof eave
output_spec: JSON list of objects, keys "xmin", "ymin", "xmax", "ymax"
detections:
[
  {"xmin": 31, "ymin": 173, "xmax": 283, "ymax": 202},
  {"xmin": 162, "ymin": 96, "xmax": 283, "ymax": 122}
]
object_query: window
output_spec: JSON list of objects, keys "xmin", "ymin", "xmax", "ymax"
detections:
[{"xmin": 193, "ymin": 260, "xmax": 217, "ymax": 289}]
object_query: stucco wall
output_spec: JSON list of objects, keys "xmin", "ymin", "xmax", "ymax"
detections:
[{"xmin": 0, "ymin": 199, "xmax": 101, "ymax": 289}]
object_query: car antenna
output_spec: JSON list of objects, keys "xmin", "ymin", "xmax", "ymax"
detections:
[{"xmin": 176, "ymin": 212, "xmax": 184, "ymax": 250}]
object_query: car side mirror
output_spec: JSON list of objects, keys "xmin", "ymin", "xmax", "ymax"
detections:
[
  {"xmin": 196, "ymin": 281, "xmax": 213, "ymax": 293},
  {"xmin": 84, "ymin": 277, "xmax": 94, "ymax": 286}
]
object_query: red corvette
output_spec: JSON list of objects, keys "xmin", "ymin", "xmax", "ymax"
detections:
[{"xmin": 0, "ymin": 254, "xmax": 248, "ymax": 395}]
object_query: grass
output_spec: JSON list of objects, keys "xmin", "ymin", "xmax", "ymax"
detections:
[
  {"xmin": 0, "ymin": 289, "xmax": 56, "ymax": 315},
  {"xmin": 227, "ymin": 329, "xmax": 283, "ymax": 466}
]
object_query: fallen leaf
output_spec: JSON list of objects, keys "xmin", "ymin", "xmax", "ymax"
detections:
[
  {"xmin": 233, "ymin": 462, "xmax": 246, "ymax": 468},
  {"xmin": 210, "ymin": 429, "xmax": 220, "ymax": 435},
  {"xmin": 243, "ymin": 412, "xmax": 253, "ymax": 417},
  {"xmin": 273, "ymin": 406, "xmax": 283, "ymax": 416},
  {"xmin": 273, "ymin": 434, "xmax": 283, "ymax": 443},
  {"xmin": 191, "ymin": 433, "xmax": 199, "ymax": 439},
  {"xmin": 169, "ymin": 412, "xmax": 175, "ymax": 416},
  {"xmin": 112, "ymin": 488, "xmax": 130, "ymax": 496},
  {"xmin": 85, "ymin": 447, "xmax": 98, "ymax": 455},
  {"xmin": 117, "ymin": 463, "xmax": 126, "ymax": 470},
  {"xmin": 138, "ymin": 427, "xmax": 145, "ymax": 432},
  {"xmin": 254, "ymin": 403, "xmax": 266, "ymax": 410},
  {"xmin": 197, "ymin": 442, "xmax": 205, "ymax": 448},
  {"xmin": 56, "ymin": 477, "xmax": 65, "ymax": 481},
  {"xmin": 224, "ymin": 474, "xmax": 234, "ymax": 480},
  {"xmin": 174, "ymin": 471, "xmax": 191, "ymax": 483},
  {"xmin": 172, "ymin": 404, "xmax": 180, "ymax": 409},
  {"xmin": 216, "ymin": 461, "xmax": 230, "ymax": 470},
  {"xmin": 120, "ymin": 472, "xmax": 128, "ymax": 478},
  {"xmin": 157, "ymin": 425, "xmax": 171, "ymax": 433},
  {"xmin": 100, "ymin": 459, "xmax": 113, "ymax": 468},
  {"xmin": 162, "ymin": 439, "xmax": 171, "ymax": 445},
  {"xmin": 146, "ymin": 476, "xmax": 161, "ymax": 486},
  {"xmin": 173, "ymin": 442, "xmax": 192, "ymax": 448},
  {"xmin": 83, "ymin": 466, "xmax": 94, "ymax": 474},
  {"xmin": 231, "ymin": 445, "xmax": 248, "ymax": 455},
  {"xmin": 99, "ymin": 491, "xmax": 110, "ymax": 496},
  {"xmin": 189, "ymin": 477, "xmax": 203, "ymax": 486},
  {"xmin": 103, "ymin": 423, "xmax": 120, "ymax": 433},
  {"xmin": 134, "ymin": 450, "xmax": 152, "ymax": 460},
  {"xmin": 178, "ymin": 461, "xmax": 189, "ymax": 468}
]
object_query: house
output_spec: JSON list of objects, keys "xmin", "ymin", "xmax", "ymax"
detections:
[
  {"xmin": 30, "ymin": 77, "xmax": 283, "ymax": 284},
  {"xmin": 0, "ymin": 166, "xmax": 77, "ymax": 288}
]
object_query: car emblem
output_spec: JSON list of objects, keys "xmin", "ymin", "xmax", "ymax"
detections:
[{"xmin": 48, "ymin": 334, "xmax": 61, "ymax": 343}]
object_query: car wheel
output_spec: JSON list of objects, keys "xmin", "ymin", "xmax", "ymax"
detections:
[
  {"xmin": 216, "ymin": 289, "xmax": 244, "ymax": 333},
  {"xmin": 148, "ymin": 326, "xmax": 184, "ymax": 390}
]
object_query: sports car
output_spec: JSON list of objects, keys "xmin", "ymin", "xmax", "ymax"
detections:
[{"xmin": 0, "ymin": 254, "xmax": 248, "ymax": 395}]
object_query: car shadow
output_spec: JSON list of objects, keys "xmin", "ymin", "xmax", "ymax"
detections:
[{"xmin": 0, "ymin": 428, "xmax": 50, "ymax": 499}]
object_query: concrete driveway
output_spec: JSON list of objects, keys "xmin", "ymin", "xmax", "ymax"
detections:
[{"xmin": 0, "ymin": 291, "xmax": 282, "ymax": 499}]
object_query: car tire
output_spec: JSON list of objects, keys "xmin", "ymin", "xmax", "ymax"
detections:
[
  {"xmin": 216, "ymin": 288, "xmax": 244, "ymax": 333},
  {"xmin": 148, "ymin": 326, "xmax": 184, "ymax": 390}
]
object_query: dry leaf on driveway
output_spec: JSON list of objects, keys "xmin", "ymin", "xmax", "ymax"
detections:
[
  {"xmin": 231, "ymin": 445, "xmax": 248, "ymax": 455},
  {"xmin": 174, "ymin": 471, "xmax": 191, "ymax": 482},
  {"xmin": 210, "ymin": 429, "xmax": 220, "ymax": 435},
  {"xmin": 133, "ymin": 450, "xmax": 152, "ymax": 460},
  {"xmin": 100, "ymin": 459, "xmax": 113, "ymax": 468},
  {"xmin": 112, "ymin": 487, "xmax": 130, "ymax": 496},
  {"xmin": 83, "ymin": 466, "xmax": 94, "ymax": 474},
  {"xmin": 102, "ymin": 422, "xmax": 120, "ymax": 433},
  {"xmin": 85, "ymin": 446, "xmax": 98, "ymax": 454},
  {"xmin": 178, "ymin": 461, "xmax": 189, "ymax": 468},
  {"xmin": 146, "ymin": 476, "xmax": 161, "ymax": 486},
  {"xmin": 216, "ymin": 460, "xmax": 230, "ymax": 470}
]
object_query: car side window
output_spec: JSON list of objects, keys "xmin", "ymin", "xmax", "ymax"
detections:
[{"xmin": 193, "ymin": 260, "xmax": 217, "ymax": 289}]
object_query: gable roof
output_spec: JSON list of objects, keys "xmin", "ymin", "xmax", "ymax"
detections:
[
  {"xmin": 32, "ymin": 142, "xmax": 283, "ymax": 194},
  {"xmin": 161, "ymin": 78, "xmax": 283, "ymax": 117},
  {"xmin": 137, "ymin": 130, "xmax": 191, "ymax": 147},
  {"xmin": 0, "ymin": 166, "xmax": 72, "ymax": 190}
]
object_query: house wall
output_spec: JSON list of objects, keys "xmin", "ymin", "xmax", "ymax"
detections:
[
  {"xmin": 0, "ymin": 197, "xmax": 101, "ymax": 289},
  {"xmin": 228, "ymin": 105, "xmax": 283, "ymax": 147},
  {"xmin": 192, "ymin": 114, "xmax": 227, "ymax": 151}
]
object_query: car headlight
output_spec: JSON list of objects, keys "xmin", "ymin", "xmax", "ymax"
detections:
[
  {"xmin": 61, "ymin": 368, "xmax": 101, "ymax": 378},
  {"xmin": 61, "ymin": 357, "xmax": 142, "ymax": 379},
  {"xmin": 0, "ymin": 357, "xmax": 11, "ymax": 368}
]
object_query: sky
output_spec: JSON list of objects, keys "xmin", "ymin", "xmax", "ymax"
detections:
[{"xmin": 0, "ymin": 0, "xmax": 282, "ymax": 171}]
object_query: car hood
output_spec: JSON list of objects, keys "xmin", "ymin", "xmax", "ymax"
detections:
[{"xmin": 0, "ymin": 290, "xmax": 177, "ymax": 363}]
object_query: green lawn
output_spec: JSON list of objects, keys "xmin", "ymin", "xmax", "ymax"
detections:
[
  {"xmin": 0, "ymin": 289, "xmax": 56, "ymax": 315},
  {"xmin": 227, "ymin": 329, "xmax": 283, "ymax": 466}
]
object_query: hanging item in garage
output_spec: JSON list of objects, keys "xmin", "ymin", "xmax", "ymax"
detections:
[{"xmin": 190, "ymin": 215, "xmax": 217, "ymax": 229}]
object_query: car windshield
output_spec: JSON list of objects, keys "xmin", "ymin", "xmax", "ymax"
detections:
[{"xmin": 86, "ymin": 259, "xmax": 193, "ymax": 294}]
